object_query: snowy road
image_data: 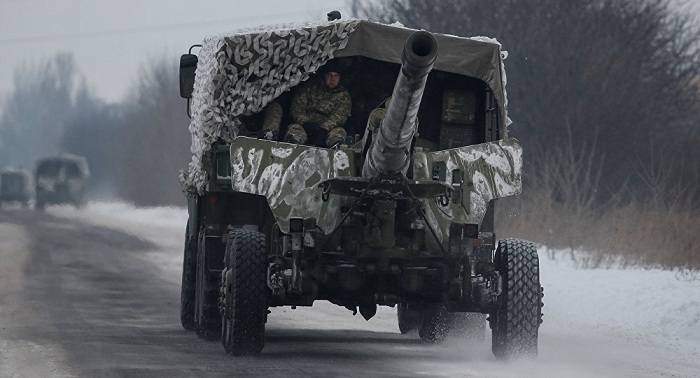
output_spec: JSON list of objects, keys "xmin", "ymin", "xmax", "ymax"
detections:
[{"xmin": 1, "ymin": 202, "xmax": 698, "ymax": 377}]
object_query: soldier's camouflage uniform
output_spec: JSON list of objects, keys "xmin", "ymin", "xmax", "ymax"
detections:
[
  {"xmin": 283, "ymin": 77, "xmax": 352, "ymax": 147},
  {"xmin": 257, "ymin": 101, "xmax": 283, "ymax": 139}
]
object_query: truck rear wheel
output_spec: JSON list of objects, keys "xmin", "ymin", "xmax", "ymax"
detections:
[
  {"xmin": 194, "ymin": 228, "xmax": 222, "ymax": 340},
  {"xmin": 418, "ymin": 304, "xmax": 449, "ymax": 342},
  {"xmin": 490, "ymin": 238, "xmax": 542, "ymax": 359},
  {"xmin": 221, "ymin": 229, "xmax": 268, "ymax": 356},
  {"xmin": 180, "ymin": 222, "xmax": 196, "ymax": 331},
  {"xmin": 397, "ymin": 305, "xmax": 422, "ymax": 334}
]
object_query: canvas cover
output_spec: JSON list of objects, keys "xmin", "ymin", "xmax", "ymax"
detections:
[
  {"xmin": 34, "ymin": 154, "xmax": 90, "ymax": 178},
  {"xmin": 181, "ymin": 19, "xmax": 509, "ymax": 195}
]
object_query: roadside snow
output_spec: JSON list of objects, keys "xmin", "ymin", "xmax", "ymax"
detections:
[{"xmin": 541, "ymin": 249, "xmax": 700, "ymax": 355}]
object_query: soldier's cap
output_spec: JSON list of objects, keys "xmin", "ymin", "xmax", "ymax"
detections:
[
  {"xmin": 327, "ymin": 10, "xmax": 341, "ymax": 21},
  {"xmin": 319, "ymin": 60, "xmax": 342, "ymax": 75}
]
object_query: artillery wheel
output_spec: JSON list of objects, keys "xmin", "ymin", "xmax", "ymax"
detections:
[
  {"xmin": 418, "ymin": 304, "xmax": 449, "ymax": 342},
  {"xmin": 180, "ymin": 221, "xmax": 197, "ymax": 331},
  {"xmin": 194, "ymin": 227, "xmax": 221, "ymax": 340},
  {"xmin": 221, "ymin": 229, "xmax": 268, "ymax": 356},
  {"xmin": 490, "ymin": 238, "xmax": 542, "ymax": 359},
  {"xmin": 397, "ymin": 305, "xmax": 422, "ymax": 334}
]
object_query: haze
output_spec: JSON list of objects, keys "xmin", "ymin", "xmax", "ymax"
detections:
[{"xmin": 0, "ymin": 0, "xmax": 350, "ymax": 104}]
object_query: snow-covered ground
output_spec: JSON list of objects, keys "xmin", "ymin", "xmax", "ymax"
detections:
[
  {"xmin": 542, "ymin": 250, "xmax": 700, "ymax": 354},
  {"xmin": 48, "ymin": 201, "xmax": 700, "ymax": 376}
]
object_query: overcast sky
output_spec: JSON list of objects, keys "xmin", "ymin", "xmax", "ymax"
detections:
[
  {"xmin": 0, "ymin": 0, "xmax": 352, "ymax": 103},
  {"xmin": 1, "ymin": 0, "xmax": 698, "ymax": 105}
]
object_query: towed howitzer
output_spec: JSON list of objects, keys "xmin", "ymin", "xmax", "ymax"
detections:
[
  {"xmin": 318, "ymin": 30, "xmax": 452, "ymax": 252},
  {"xmin": 362, "ymin": 31, "xmax": 438, "ymax": 178}
]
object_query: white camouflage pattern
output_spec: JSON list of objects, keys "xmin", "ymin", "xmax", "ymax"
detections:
[{"xmin": 180, "ymin": 20, "xmax": 361, "ymax": 195}]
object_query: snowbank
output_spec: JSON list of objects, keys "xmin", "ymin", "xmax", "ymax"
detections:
[{"xmin": 540, "ymin": 248, "xmax": 700, "ymax": 355}]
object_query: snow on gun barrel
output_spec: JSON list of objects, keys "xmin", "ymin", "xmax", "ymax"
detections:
[{"xmin": 177, "ymin": 18, "xmax": 542, "ymax": 361}]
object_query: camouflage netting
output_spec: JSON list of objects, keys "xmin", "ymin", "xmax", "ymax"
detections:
[
  {"xmin": 179, "ymin": 19, "xmax": 511, "ymax": 196},
  {"xmin": 180, "ymin": 20, "xmax": 361, "ymax": 196}
]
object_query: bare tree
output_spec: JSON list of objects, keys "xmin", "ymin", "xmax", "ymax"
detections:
[
  {"xmin": 0, "ymin": 52, "xmax": 82, "ymax": 169},
  {"xmin": 633, "ymin": 139, "xmax": 700, "ymax": 214},
  {"xmin": 363, "ymin": 0, "xmax": 700, "ymax": 268},
  {"xmin": 359, "ymin": 0, "xmax": 700, "ymax": 201},
  {"xmin": 61, "ymin": 88, "xmax": 123, "ymax": 200},
  {"xmin": 112, "ymin": 55, "xmax": 192, "ymax": 206}
]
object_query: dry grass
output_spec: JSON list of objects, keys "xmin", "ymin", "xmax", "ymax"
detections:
[{"xmin": 496, "ymin": 189, "xmax": 700, "ymax": 271}]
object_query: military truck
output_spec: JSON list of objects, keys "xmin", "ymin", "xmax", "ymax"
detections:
[
  {"xmin": 33, "ymin": 154, "xmax": 89, "ymax": 210},
  {"xmin": 0, "ymin": 168, "xmax": 31, "ymax": 207},
  {"xmin": 178, "ymin": 19, "xmax": 543, "ymax": 359}
]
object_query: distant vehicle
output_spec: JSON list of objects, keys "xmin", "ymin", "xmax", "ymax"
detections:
[
  {"xmin": 33, "ymin": 155, "xmax": 89, "ymax": 210},
  {"xmin": 0, "ymin": 168, "xmax": 31, "ymax": 207}
]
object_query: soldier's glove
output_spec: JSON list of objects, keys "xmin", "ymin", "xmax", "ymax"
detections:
[
  {"xmin": 302, "ymin": 122, "xmax": 321, "ymax": 135},
  {"xmin": 259, "ymin": 129, "xmax": 278, "ymax": 141},
  {"xmin": 327, "ymin": 135, "xmax": 352, "ymax": 149},
  {"xmin": 302, "ymin": 122, "xmax": 330, "ymax": 147}
]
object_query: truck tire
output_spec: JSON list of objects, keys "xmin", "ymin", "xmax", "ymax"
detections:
[
  {"xmin": 418, "ymin": 304, "xmax": 449, "ymax": 342},
  {"xmin": 180, "ymin": 222, "xmax": 196, "ymax": 331},
  {"xmin": 397, "ymin": 306, "xmax": 422, "ymax": 334},
  {"xmin": 221, "ymin": 229, "xmax": 268, "ymax": 356},
  {"xmin": 490, "ymin": 238, "xmax": 542, "ymax": 359},
  {"xmin": 194, "ymin": 228, "xmax": 222, "ymax": 340}
]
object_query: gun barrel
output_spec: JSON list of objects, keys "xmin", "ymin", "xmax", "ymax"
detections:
[{"xmin": 362, "ymin": 31, "xmax": 438, "ymax": 177}]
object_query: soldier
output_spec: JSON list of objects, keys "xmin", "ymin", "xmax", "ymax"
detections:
[
  {"xmin": 283, "ymin": 61, "xmax": 352, "ymax": 148},
  {"xmin": 236, "ymin": 101, "xmax": 284, "ymax": 140},
  {"xmin": 255, "ymin": 101, "xmax": 283, "ymax": 140}
]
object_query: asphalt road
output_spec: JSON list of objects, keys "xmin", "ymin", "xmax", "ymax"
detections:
[
  {"xmin": 3, "ymin": 205, "xmax": 698, "ymax": 377},
  {"xmin": 0, "ymin": 208, "xmax": 498, "ymax": 378}
]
